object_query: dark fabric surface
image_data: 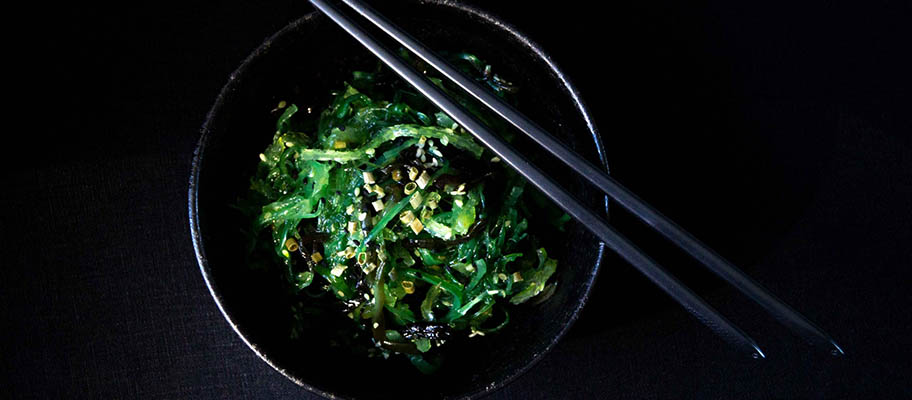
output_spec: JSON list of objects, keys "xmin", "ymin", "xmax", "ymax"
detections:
[{"xmin": 3, "ymin": 1, "xmax": 910, "ymax": 398}]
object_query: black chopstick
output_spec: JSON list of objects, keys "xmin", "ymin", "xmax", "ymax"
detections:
[
  {"xmin": 309, "ymin": 0, "xmax": 765, "ymax": 358},
  {"xmin": 335, "ymin": 0, "xmax": 844, "ymax": 356}
]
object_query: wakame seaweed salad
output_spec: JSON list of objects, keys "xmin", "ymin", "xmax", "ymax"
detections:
[{"xmin": 238, "ymin": 51, "xmax": 565, "ymax": 373}]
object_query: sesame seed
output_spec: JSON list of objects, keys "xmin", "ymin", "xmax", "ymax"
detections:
[
  {"xmin": 403, "ymin": 182, "xmax": 417, "ymax": 195},
  {"xmin": 284, "ymin": 238, "xmax": 299, "ymax": 252},
  {"xmin": 416, "ymin": 170, "xmax": 431, "ymax": 189},
  {"xmin": 258, "ymin": 153, "xmax": 267, "ymax": 162},
  {"xmin": 409, "ymin": 192, "xmax": 423, "ymax": 209},
  {"xmin": 331, "ymin": 264, "xmax": 347, "ymax": 277},
  {"xmin": 399, "ymin": 210, "xmax": 416, "ymax": 225},
  {"xmin": 409, "ymin": 218, "xmax": 425, "ymax": 234}
]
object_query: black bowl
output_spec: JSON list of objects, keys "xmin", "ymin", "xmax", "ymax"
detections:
[{"xmin": 189, "ymin": 1, "xmax": 609, "ymax": 398}]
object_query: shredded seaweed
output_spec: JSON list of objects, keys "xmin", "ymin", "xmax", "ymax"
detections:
[{"xmin": 238, "ymin": 51, "xmax": 563, "ymax": 372}]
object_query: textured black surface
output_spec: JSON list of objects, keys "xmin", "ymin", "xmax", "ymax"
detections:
[{"xmin": 4, "ymin": 0, "xmax": 911, "ymax": 398}]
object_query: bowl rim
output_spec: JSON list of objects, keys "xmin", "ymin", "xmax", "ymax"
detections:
[{"xmin": 189, "ymin": 2, "xmax": 610, "ymax": 398}]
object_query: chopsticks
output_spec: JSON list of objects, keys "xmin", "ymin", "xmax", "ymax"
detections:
[{"xmin": 309, "ymin": 0, "xmax": 843, "ymax": 358}]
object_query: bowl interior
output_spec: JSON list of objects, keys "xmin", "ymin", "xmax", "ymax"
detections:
[{"xmin": 192, "ymin": 2, "xmax": 607, "ymax": 398}]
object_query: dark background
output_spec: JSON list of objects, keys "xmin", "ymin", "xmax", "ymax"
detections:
[{"xmin": 3, "ymin": 0, "xmax": 910, "ymax": 398}]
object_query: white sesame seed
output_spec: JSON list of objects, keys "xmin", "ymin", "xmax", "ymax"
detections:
[
  {"xmin": 409, "ymin": 218, "xmax": 424, "ymax": 234},
  {"xmin": 409, "ymin": 192, "xmax": 423, "ymax": 209},
  {"xmin": 331, "ymin": 264, "xmax": 347, "ymax": 277},
  {"xmin": 258, "ymin": 153, "xmax": 267, "ymax": 162},
  {"xmin": 416, "ymin": 170, "xmax": 431, "ymax": 189},
  {"xmin": 399, "ymin": 210, "xmax": 416, "ymax": 225}
]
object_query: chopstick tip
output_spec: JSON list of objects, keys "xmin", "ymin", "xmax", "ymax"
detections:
[{"xmin": 829, "ymin": 340, "xmax": 845, "ymax": 357}]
